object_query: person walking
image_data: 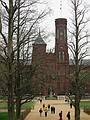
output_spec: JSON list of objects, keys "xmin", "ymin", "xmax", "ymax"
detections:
[
  {"xmin": 40, "ymin": 99, "xmax": 42, "ymax": 103},
  {"xmin": 59, "ymin": 111, "xmax": 63, "ymax": 120},
  {"xmin": 39, "ymin": 108, "xmax": 43, "ymax": 117},
  {"xmin": 70, "ymin": 102, "xmax": 72, "ymax": 108},
  {"xmin": 44, "ymin": 107, "xmax": 48, "ymax": 117},
  {"xmin": 48, "ymin": 104, "xmax": 50, "ymax": 111},
  {"xmin": 43, "ymin": 104, "xmax": 45, "ymax": 109},
  {"xmin": 66, "ymin": 111, "xmax": 70, "ymax": 120}
]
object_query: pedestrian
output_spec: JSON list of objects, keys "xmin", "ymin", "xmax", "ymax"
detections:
[
  {"xmin": 44, "ymin": 107, "xmax": 48, "ymax": 117},
  {"xmin": 40, "ymin": 99, "xmax": 42, "ymax": 103},
  {"xmin": 59, "ymin": 111, "xmax": 63, "ymax": 120},
  {"xmin": 39, "ymin": 108, "xmax": 43, "ymax": 117},
  {"xmin": 43, "ymin": 104, "xmax": 45, "ymax": 109},
  {"xmin": 66, "ymin": 111, "xmax": 70, "ymax": 120},
  {"xmin": 48, "ymin": 104, "xmax": 50, "ymax": 111},
  {"xmin": 70, "ymin": 102, "xmax": 72, "ymax": 108}
]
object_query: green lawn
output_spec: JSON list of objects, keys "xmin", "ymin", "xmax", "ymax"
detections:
[
  {"xmin": 0, "ymin": 100, "xmax": 35, "ymax": 120},
  {"xmin": 80, "ymin": 101, "xmax": 90, "ymax": 109},
  {"xmin": 0, "ymin": 100, "xmax": 7, "ymax": 109},
  {"xmin": 0, "ymin": 112, "xmax": 16, "ymax": 120},
  {"xmin": 21, "ymin": 101, "xmax": 34, "ymax": 109},
  {"xmin": 0, "ymin": 100, "xmax": 35, "ymax": 109},
  {"xmin": 45, "ymin": 96, "xmax": 57, "ymax": 100},
  {"xmin": 0, "ymin": 112, "xmax": 8, "ymax": 120}
]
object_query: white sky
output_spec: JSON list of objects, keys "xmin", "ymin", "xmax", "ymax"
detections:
[
  {"xmin": 42, "ymin": 0, "xmax": 70, "ymax": 49},
  {"xmin": 2, "ymin": 0, "xmax": 90, "ymax": 57},
  {"xmin": 39, "ymin": 0, "xmax": 90, "ymax": 51},
  {"xmin": 38, "ymin": 0, "xmax": 70, "ymax": 49}
]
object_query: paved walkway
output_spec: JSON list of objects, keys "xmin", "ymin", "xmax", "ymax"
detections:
[{"xmin": 25, "ymin": 100, "xmax": 90, "ymax": 120}]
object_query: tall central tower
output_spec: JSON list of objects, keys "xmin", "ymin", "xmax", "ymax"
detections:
[
  {"xmin": 55, "ymin": 18, "xmax": 69, "ymax": 94},
  {"xmin": 55, "ymin": 18, "xmax": 69, "ymax": 63}
]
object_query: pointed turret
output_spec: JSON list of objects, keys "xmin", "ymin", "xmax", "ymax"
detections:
[
  {"xmin": 34, "ymin": 30, "xmax": 46, "ymax": 45},
  {"xmin": 32, "ymin": 30, "xmax": 46, "ymax": 64}
]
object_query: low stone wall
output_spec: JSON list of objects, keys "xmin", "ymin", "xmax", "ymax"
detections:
[
  {"xmin": 20, "ymin": 109, "xmax": 31, "ymax": 120},
  {"xmin": 84, "ymin": 108, "xmax": 90, "ymax": 115}
]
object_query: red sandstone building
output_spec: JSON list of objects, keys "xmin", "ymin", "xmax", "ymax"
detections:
[{"xmin": 31, "ymin": 18, "xmax": 90, "ymax": 96}]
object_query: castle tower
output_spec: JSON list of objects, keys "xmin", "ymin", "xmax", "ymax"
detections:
[
  {"xmin": 55, "ymin": 18, "xmax": 69, "ymax": 64},
  {"xmin": 55, "ymin": 18, "xmax": 69, "ymax": 94},
  {"xmin": 32, "ymin": 31, "xmax": 46, "ymax": 64}
]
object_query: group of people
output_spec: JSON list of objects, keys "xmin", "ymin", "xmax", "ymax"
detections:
[
  {"xmin": 39, "ymin": 103, "xmax": 50, "ymax": 117},
  {"xmin": 59, "ymin": 111, "xmax": 70, "ymax": 120},
  {"xmin": 39, "ymin": 105, "xmax": 71, "ymax": 120},
  {"xmin": 39, "ymin": 99, "xmax": 71, "ymax": 120}
]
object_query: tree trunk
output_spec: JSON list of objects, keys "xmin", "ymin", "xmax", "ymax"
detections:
[
  {"xmin": 16, "ymin": 0, "xmax": 21, "ymax": 119},
  {"xmin": 8, "ymin": 63, "xmax": 14, "ymax": 120},
  {"xmin": 75, "ymin": 95, "xmax": 80, "ymax": 120},
  {"xmin": 7, "ymin": 0, "xmax": 14, "ymax": 120},
  {"xmin": 16, "ymin": 98, "xmax": 21, "ymax": 120}
]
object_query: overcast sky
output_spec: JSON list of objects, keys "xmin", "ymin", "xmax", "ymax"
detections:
[
  {"xmin": 2, "ymin": 0, "xmax": 90, "ymax": 55},
  {"xmin": 40, "ymin": 0, "xmax": 90, "ymax": 50},
  {"xmin": 41, "ymin": 0, "xmax": 70, "ymax": 49},
  {"xmin": 37, "ymin": 0, "xmax": 68, "ymax": 50}
]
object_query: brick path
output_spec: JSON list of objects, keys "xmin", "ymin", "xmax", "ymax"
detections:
[{"xmin": 25, "ymin": 100, "xmax": 90, "ymax": 120}]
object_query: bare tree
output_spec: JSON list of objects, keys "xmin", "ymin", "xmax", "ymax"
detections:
[
  {"xmin": 68, "ymin": 0, "xmax": 90, "ymax": 120},
  {"xmin": 0, "ymin": 0, "xmax": 50, "ymax": 120}
]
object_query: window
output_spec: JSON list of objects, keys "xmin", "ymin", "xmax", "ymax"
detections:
[
  {"xmin": 60, "ymin": 30, "xmax": 64, "ymax": 36},
  {"xmin": 59, "ymin": 51, "xmax": 64, "ymax": 61},
  {"xmin": 57, "ymin": 29, "xmax": 59, "ymax": 39},
  {"xmin": 64, "ymin": 29, "xmax": 67, "ymax": 42},
  {"xmin": 57, "ymin": 28, "xmax": 64, "ymax": 39}
]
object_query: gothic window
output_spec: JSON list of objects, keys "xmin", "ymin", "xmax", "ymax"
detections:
[{"xmin": 59, "ymin": 51, "xmax": 64, "ymax": 61}]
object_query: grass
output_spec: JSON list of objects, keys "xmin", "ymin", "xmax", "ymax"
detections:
[
  {"xmin": 0, "ymin": 112, "xmax": 16, "ymax": 120},
  {"xmin": 45, "ymin": 96, "xmax": 57, "ymax": 100},
  {"xmin": 0, "ymin": 112, "xmax": 8, "ymax": 120},
  {"xmin": 0, "ymin": 100, "xmax": 35, "ymax": 109},
  {"xmin": 80, "ymin": 100, "xmax": 90, "ymax": 109},
  {"xmin": 0, "ymin": 100, "xmax": 35, "ymax": 120},
  {"xmin": 21, "ymin": 101, "xmax": 34, "ymax": 109},
  {"xmin": 0, "ymin": 100, "xmax": 7, "ymax": 109}
]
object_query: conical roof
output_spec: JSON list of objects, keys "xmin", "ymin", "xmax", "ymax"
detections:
[{"xmin": 34, "ymin": 30, "xmax": 46, "ymax": 45}]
